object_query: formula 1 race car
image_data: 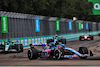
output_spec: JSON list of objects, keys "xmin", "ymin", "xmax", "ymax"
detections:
[
  {"xmin": 28, "ymin": 36, "xmax": 93, "ymax": 60},
  {"xmin": 0, "ymin": 40, "xmax": 23, "ymax": 54},
  {"xmin": 79, "ymin": 34, "xmax": 94, "ymax": 41}
]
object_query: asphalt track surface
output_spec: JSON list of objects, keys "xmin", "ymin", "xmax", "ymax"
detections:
[{"xmin": 0, "ymin": 36, "xmax": 100, "ymax": 66}]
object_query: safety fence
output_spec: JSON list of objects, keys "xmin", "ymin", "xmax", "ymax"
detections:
[{"xmin": 0, "ymin": 11, "xmax": 100, "ymax": 46}]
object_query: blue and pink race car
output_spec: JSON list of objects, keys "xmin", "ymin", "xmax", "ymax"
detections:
[{"xmin": 28, "ymin": 36, "xmax": 93, "ymax": 60}]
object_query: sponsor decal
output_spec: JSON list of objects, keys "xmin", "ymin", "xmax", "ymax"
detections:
[
  {"xmin": 86, "ymin": 23, "xmax": 89, "ymax": 30},
  {"xmin": 78, "ymin": 22, "xmax": 81, "ymax": 30},
  {"xmin": 1, "ymin": 16, "xmax": 8, "ymax": 33},
  {"xmin": 68, "ymin": 21, "xmax": 72, "ymax": 30},
  {"xmin": 88, "ymin": 0, "xmax": 100, "ymax": 15},
  {"xmin": 56, "ymin": 20, "xmax": 60, "ymax": 31},
  {"xmin": 35, "ymin": 18, "xmax": 40, "ymax": 32}
]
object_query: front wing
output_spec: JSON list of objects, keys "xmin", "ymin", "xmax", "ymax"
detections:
[
  {"xmin": 64, "ymin": 48, "xmax": 90, "ymax": 58},
  {"xmin": 64, "ymin": 54, "xmax": 88, "ymax": 58}
]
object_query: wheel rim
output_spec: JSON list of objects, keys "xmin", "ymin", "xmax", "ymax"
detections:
[
  {"xmin": 54, "ymin": 49, "xmax": 61, "ymax": 59},
  {"xmin": 55, "ymin": 50, "xmax": 59, "ymax": 57}
]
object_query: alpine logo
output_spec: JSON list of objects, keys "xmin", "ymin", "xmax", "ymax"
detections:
[{"xmin": 94, "ymin": 3, "xmax": 100, "ymax": 10}]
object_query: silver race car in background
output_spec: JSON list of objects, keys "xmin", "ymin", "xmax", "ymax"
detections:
[{"xmin": 0, "ymin": 40, "xmax": 23, "ymax": 54}]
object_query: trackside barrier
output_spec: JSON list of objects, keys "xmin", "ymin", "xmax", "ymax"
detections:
[{"xmin": 0, "ymin": 31, "xmax": 100, "ymax": 47}]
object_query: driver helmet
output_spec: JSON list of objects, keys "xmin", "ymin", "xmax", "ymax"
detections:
[{"xmin": 55, "ymin": 34, "xmax": 58, "ymax": 37}]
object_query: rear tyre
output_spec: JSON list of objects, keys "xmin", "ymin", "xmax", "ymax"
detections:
[
  {"xmin": 0, "ymin": 44, "xmax": 7, "ymax": 54},
  {"xmin": 60, "ymin": 39, "xmax": 67, "ymax": 44},
  {"xmin": 47, "ymin": 39, "xmax": 54, "ymax": 44},
  {"xmin": 78, "ymin": 47, "xmax": 88, "ymax": 59},
  {"xmin": 0, "ymin": 44, "xmax": 5, "ymax": 49},
  {"xmin": 28, "ymin": 48, "xmax": 38, "ymax": 60}
]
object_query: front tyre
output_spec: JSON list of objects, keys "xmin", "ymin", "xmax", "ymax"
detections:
[
  {"xmin": 79, "ymin": 36, "xmax": 82, "ymax": 41},
  {"xmin": 28, "ymin": 48, "xmax": 38, "ymax": 60},
  {"xmin": 53, "ymin": 49, "xmax": 62, "ymax": 60},
  {"xmin": 16, "ymin": 44, "xmax": 20, "ymax": 53},
  {"xmin": 20, "ymin": 44, "xmax": 23, "ymax": 52},
  {"xmin": 78, "ymin": 47, "xmax": 88, "ymax": 59},
  {"xmin": 91, "ymin": 36, "xmax": 93, "ymax": 40}
]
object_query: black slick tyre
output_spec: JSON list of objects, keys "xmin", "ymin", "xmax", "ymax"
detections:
[
  {"xmin": 20, "ymin": 44, "xmax": 23, "ymax": 52},
  {"xmin": 91, "ymin": 36, "xmax": 93, "ymax": 40},
  {"xmin": 28, "ymin": 48, "xmax": 38, "ymax": 60},
  {"xmin": 15, "ymin": 44, "xmax": 20, "ymax": 53},
  {"xmin": 0, "ymin": 44, "xmax": 5, "ymax": 50},
  {"xmin": 47, "ymin": 39, "xmax": 54, "ymax": 44},
  {"xmin": 4, "ymin": 51, "xmax": 8, "ymax": 54},
  {"xmin": 78, "ymin": 47, "xmax": 88, "ymax": 59},
  {"xmin": 60, "ymin": 39, "xmax": 67, "ymax": 44},
  {"xmin": 53, "ymin": 49, "xmax": 62, "ymax": 60},
  {"xmin": 79, "ymin": 36, "xmax": 81, "ymax": 41}
]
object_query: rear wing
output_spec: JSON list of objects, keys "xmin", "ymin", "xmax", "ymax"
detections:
[{"xmin": 30, "ymin": 43, "xmax": 47, "ymax": 48}]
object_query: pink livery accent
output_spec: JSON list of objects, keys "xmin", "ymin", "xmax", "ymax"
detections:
[
  {"xmin": 44, "ymin": 49, "xmax": 51, "ymax": 53},
  {"xmin": 44, "ymin": 49, "xmax": 51, "ymax": 56}
]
